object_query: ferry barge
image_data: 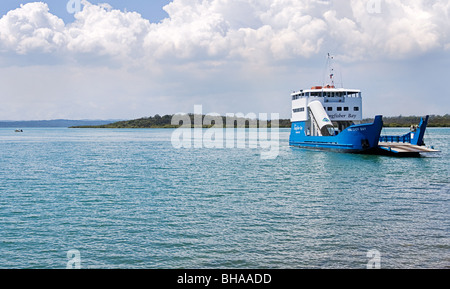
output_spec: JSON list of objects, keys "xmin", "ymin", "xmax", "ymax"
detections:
[{"xmin": 289, "ymin": 56, "xmax": 439, "ymax": 156}]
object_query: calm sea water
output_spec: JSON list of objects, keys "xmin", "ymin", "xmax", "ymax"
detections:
[{"xmin": 0, "ymin": 127, "xmax": 448, "ymax": 269}]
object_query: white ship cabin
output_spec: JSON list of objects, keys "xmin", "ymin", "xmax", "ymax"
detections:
[{"xmin": 291, "ymin": 85, "xmax": 363, "ymax": 136}]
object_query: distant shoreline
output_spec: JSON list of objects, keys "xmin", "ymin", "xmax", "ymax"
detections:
[
  {"xmin": 1, "ymin": 115, "xmax": 448, "ymax": 128},
  {"xmin": 70, "ymin": 114, "xmax": 450, "ymax": 129},
  {"xmin": 0, "ymin": 119, "xmax": 123, "ymax": 128}
]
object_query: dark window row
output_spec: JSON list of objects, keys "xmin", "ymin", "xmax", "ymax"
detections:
[
  {"xmin": 293, "ymin": 91, "xmax": 361, "ymax": 100},
  {"xmin": 327, "ymin": 107, "xmax": 360, "ymax": 112}
]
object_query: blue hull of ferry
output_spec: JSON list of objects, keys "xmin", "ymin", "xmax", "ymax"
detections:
[{"xmin": 289, "ymin": 116, "xmax": 384, "ymax": 153}]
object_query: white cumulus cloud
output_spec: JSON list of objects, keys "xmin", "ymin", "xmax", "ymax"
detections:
[
  {"xmin": 0, "ymin": 0, "xmax": 448, "ymax": 63},
  {"xmin": 66, "ymin": 1, "xmax": 151, "ymax": 58},
  {"xmin": 0, "ymin": 2, "xmax": 66, "ymax": 54}
]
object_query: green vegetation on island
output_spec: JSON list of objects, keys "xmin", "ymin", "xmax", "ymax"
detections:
[
  {"xmin": 362, "ymin": 115, "xmax": 450, "ymax": 128},
  {"xmin": 70, "ymin": 114, "xmax": 450, "ymax": 129},
  {"xmin": 71, "ymin": 114, "xmax": 292, "ymax": 128}
]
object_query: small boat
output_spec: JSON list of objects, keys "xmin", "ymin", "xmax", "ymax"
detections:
[
  {"xmin": 289, "ymin": 55, "xmax": 439, "ymax": 157},
  {"xmin": 15, "ymin": 129, "xmax": 23, "ymax": 133}
]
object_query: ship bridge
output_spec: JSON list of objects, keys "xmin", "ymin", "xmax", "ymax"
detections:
[{"xmin": 291, "ymin": 86, "xmax": 363, "ymax": 136}]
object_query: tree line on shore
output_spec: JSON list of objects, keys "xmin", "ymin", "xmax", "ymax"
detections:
[
  {"xmin": 71, "ymin": 114, "xmax": 450, "ymax": 128},
  {"xmin": 363, "ymin": 115, "xmax": 450, "ymax": 128},
  {"xmin": 71, "ymin": 114, "xmax": 291, "ymax": 128}
]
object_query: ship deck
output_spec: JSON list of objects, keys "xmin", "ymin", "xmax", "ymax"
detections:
[{"xmin": 378, "ymin": 142, "xmax": 440, "ymax": 155}]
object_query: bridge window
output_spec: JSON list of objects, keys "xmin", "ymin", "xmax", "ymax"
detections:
[
  {"xmin": 344, "ymin": 107, "xmax": 349, "ymax": 111},
  {"xmin": 327, "ymin": 107, "xmax": 333, "ymax": 111},
  {"xmin": 292, "ymin": 92, "xmax": 306, "ymax": 100},
  {"xmin": 293, "ymin": 108, "xmax": 305, "ymax": 113},
  {"xmin": 337, "ymin": 107, "xmax": 342, "ymax": 111},
  {"xmin": 354, "ymin": 107, "xmax": 360, "ymax": 111},
  {"xmin": 347, "ymin": 91, "xmax": 361, "ymax": 97}
]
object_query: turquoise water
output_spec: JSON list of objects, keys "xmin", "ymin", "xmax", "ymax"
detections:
[{"xmin": 0, "ymin": 127, "xmax": 448, "ymax": 269}]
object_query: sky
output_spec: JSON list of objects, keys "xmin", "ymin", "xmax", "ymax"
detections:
[{"xmin": 0, "ymin": 0, "xmax": 449, "ymax": 121}]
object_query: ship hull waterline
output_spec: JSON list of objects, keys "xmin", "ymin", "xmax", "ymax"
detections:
[{"xmin": 290, "ymin": 115, "xmax": 387, "ymax": 155}]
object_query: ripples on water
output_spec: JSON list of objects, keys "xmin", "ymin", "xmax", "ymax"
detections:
[{"xmin": 0, "ymin": 128, "xmax": 448, "ymax": 268}]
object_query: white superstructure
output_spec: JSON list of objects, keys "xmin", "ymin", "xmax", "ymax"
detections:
[{"xmin": 291, "ymin": 85, "xmax": 363, "ymax": 136}]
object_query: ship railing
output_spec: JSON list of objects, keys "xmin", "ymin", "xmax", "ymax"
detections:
[{"xmin": 379, "ymin": 133, "xmax": 411, "ymax": 143}]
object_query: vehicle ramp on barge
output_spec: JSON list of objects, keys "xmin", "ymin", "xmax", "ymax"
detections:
[{"xmin": 376, "ymin": 116, "xmax": 440, "ymax": 156}]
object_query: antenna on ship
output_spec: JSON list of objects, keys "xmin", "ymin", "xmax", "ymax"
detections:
[{"xmin": 326, "ymin": 53, "xmax": 335, "ymax": 88}]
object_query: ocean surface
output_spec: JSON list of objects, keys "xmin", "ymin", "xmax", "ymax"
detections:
[{"xmin": 0, "ymin": 127, "xmax": 448, "ymax": 269}]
